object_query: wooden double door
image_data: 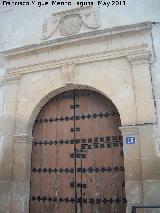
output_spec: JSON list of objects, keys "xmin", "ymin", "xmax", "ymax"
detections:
[{"xmin": 30, "ymin": 89, "xmax": 126, "ymax": 213}]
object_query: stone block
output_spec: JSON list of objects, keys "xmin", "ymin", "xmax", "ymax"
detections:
[
  {"xmin": 13, "ymin": 143, "xmax": 26, "ymax": 164},
  {"xmin": 110, "ymin": 82, "xmax": 137, "ymax": 125},
  {"xmin": 11, "ymin": 182, "xmax": 30, "ymax": 213},
  {"xmin": 124, "ymin": 159, "xmax": 142, "ymax": 181},
  {"xmin": 141, "ymin": 158, "xmax": 160, "ymax": 180},
  {"xmin": 1, "ymin": 117, "xmax": 15, "ymax": 136},
  {"xmin": 140, "ymin": 137, "xmax": 156, "ymax": 159},
  {"xmin": 123, "ymin": 140, "xmax": 140, "ymax": 160},
  {"xmin": 125, "ymin": 181, "xmax": 143, "ymax": 204},
  {"xmin": 132, "ymin": 62, "xmax": 153, "ymax": 100},
  {"xmin": 0, "ymin": 181, "xmax": 12, "ymax": 213},
  {"xmin": 139, "ymin": 124, "xmax": 156, "ymax": 138},
  {"xmin": 136, "ymin": 98, "xmax": 156, "ymax": 124},
  {"xmin": 13, "ymin": 163, "xmax": 25, "ymax": 182},
  {"xmin": 13, "ymin": 143, "xmax": 32, "ymax": 164},
  {"xmin": 0, "ymin": 135, "xmax": 13, "ymax": 164},
  {"xmin": 14, "ymin": 117, "xmax": 29, "ymax": 136},
  {"xmin": 25, "ymin": 144, "xmax": 32, "ymax": 163},
  {"xmin": 13, "ymin": 163, "xmax": 31, "ymax": 182},
  {"xmin": 143, "ymin": 180, "xmax": 160, "ymax": 213},
  {"xmin": 143, "ymin": 179, "xmax": 160, "ymax": 205},
  {"xmin": 4, "ymin": 83, "xmax": 18, "ymax": 117},
  {"xmin": 0, "ymin": 162, "xmax": 12, "ymax": 181}
]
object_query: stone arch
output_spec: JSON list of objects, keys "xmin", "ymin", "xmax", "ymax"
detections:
[
  {"xmin": 15, "ymin": 82, "xmax": 136, "ymax": 137},
  {"xmin": 13, "ymin": 81, "xmax": 136, "ymax": 213},
  {"xmin": 27, "ymin": 84, "xmax": 124, "ymax": 136}
]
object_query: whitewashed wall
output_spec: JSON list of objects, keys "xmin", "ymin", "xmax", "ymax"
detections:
[{"xmin": 0, "ymin": 0, "xmax": 160, "ymax": 51}]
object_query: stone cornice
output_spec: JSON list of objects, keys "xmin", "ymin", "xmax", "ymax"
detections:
[
  {"xmin": 13, "ymin": 134, "xmax": 33, "ymax": 144},
  {"xmin": 7, "ymin": 44, "xmax": 150, "ymax": 74},
  {"xmin": 119, "ymin": 125, "xmax": 139, "ymax": 135},
  {"xmin": 2, "ymin": 22, "xmax": 151, "ymax": 58},
  {"xmin": 4, "ymin": 73, "xmax": 22, "ymax": 84},
  {"xmin": 127, "ymin": 51, "xmax": 151, "ymax": 65}
]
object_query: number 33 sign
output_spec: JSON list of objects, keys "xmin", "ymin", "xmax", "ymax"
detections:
[{"xmin": 126, "ymin": 137, "xmax": 136, "ymax": 144}]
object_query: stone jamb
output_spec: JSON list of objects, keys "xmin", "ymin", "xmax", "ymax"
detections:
[
  {"xmin": 127, "ymin": 51, "xmax": 156, "ymax": 124},
  {"xmin": 12, "ymin": 134, "xmax": 33, "ymax": 211},
  {"xmin": 120, "ymin": 125, "xmax": 143, "ymax": 213}
]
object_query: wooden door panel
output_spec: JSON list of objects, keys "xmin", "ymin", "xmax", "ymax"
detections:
[
  {"xmin": 30, "ymin": 89, "xmax": 126, "ymax": 213},
  {"xmin": 30, "ymin": 91, "xmax": 75, "ymax": 213},
  {"xmin": 75, "ymin": 90, "xmax": 125, "ymax": 213}
]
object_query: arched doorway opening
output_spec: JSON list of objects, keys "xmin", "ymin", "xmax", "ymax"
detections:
[{"xmin": 29, "ymin": 89, "xmax": 126, "ymax": 213}]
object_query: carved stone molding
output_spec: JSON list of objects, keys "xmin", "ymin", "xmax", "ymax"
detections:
[
  {"xmin": 4, "ymin": 22, "xmax": 151, "ymax": 59},
  {"xmin": 127, "ymin": 52, "xmax": 151, "ymax": 65},
  {"xmin": 119, "ymin": 125, "xmax": 139, "ymax": 136},
  {"xmin": 13, "ymin": 134, "xmax": 33, "ymax": 144},
  {"xmin": 60, "ymin": 64, "xmax": 76, "ymax": 85},
  {"xmin": 3, "ymin": 22, "xmax": 152, "ymax": 76},
  {"xmin": 4, "ymin": 73, "xmax": 22, "ymax": 84},
  {"xmin": 7, "ymin": 44, "xmax": 149, "ymax": 74},
  {"xmin": 59, "ymin": 14, "xmax": 82, "ymax": 36},
  {"xmin": 42, "ymin": 6, "xmax": 100, "ymax": 39}
]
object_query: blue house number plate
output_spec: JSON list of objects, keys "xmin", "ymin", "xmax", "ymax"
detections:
[{"xmin": 126, "ymin": 137, "xmax": 136, "ymax": 144}]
